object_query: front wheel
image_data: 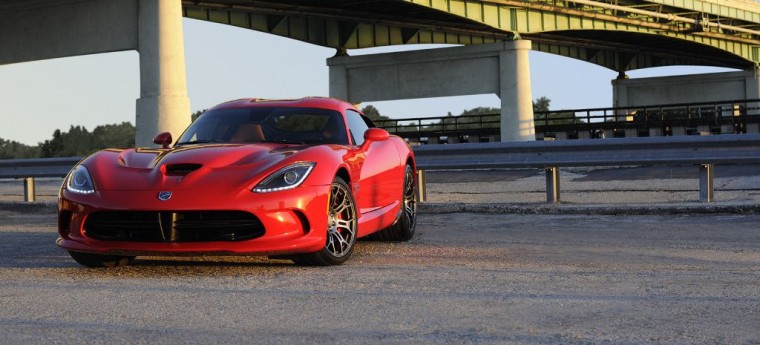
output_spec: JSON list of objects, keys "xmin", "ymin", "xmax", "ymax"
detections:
[
  {"xmin": 293, "ymin": 177, "xmax": 358, "ymax": 266},
  {"xmin": 68, "ymin": 251, "xmax": 135, "ymax": 268}
]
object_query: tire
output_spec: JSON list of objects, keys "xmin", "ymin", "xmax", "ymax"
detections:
[
  {"xmin": 293, "ymin": 176, "xmax": 358, "ymax": 266},
  {"xmin": 368, "ymin": 164, "xmax": 417, "ymax": 241},
  {"xmin": 68, "ymin": 251, "xmax": 135, "ymax": 268}
]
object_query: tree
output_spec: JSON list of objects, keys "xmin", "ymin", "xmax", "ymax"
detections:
[
  {"xmin": 40, "ymin": 129, "xmax": 65, "ymax": 158},
  {"xmin": 531, "ymin": 96, "xmax": 580, "ymax": 126},
  {"xmin": 0, "ymin": 138, "xmax": 39, "ymax": 159},
  {"xmin": 533, "ymin": 96, "xmax": 551, "ymax": 112},
  {"xmin": 460, "ymin": 107, "xmax": 500, "ymax": 116},
  {"xmin": 41, "ymin": 125, "xmax": 91, "ymax": 157},
  {"xmin": 361, "ymin": 105, "xmax": 389, "ymax": 122},
  {"xmin": 191, "ymin": 109, "xmax": 206, "ymax": 122},
  {"xmin": 38, "ymin": 122, "xmax": 137, "ymax": 158},
  {"xmin": 92, "ymin": 122, "xmax": 135, "ymax": 148}
]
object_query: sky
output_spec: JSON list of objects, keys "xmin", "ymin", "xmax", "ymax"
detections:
[{"xmin": 0, "ymin": 18, "xmax": 736, "ymax": 146}]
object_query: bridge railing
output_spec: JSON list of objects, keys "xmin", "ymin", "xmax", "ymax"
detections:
[
  {"xmin": 413, "ymin": 133, "xmax": 760, "ymax": 204},
  {"xmin": 375, "ymin": 99, "xmax": 760, "ymax": 142},
  {"xmin": 374, "ymin": 113, "xmax": 501, "ymax": 139}
]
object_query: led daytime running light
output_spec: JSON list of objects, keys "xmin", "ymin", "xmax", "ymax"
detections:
[
  {"xmin": 66, "ymin": 165, "xmax": 96, "ymax": 195},
  {"xmin": 253, "ymin": 162, "xmax": 315, "ymax": 193}
]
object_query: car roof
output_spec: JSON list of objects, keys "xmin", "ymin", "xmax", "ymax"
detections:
[{"xmin": 210, "ymin": 97, "xmax": 358, "ymax": 113}]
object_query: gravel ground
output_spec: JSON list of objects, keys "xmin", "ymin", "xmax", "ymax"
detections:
[{"xmin": 0, "ymin": 209, "xmax": 758, "ymax": 344}]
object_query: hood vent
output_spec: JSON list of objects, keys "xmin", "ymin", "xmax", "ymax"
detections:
[{"xmin": 164, "ymin": 163, "xmax": 203, "ymax": 176}]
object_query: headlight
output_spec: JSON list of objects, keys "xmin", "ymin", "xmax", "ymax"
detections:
[
  {"xmin": 65, "ymin": 165, "xmax": 96, "ymax": 194},
  {"xmin": 253, "ymin": 162, "xmax": 315, "ymax": 193}
]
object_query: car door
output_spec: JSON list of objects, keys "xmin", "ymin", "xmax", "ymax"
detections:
[{"xmin": 343, "ymin": 110, "xmax": 402, "ymax": 216}]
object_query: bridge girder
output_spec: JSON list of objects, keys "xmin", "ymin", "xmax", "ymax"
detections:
[{"xmin": 181, "ymin": 0, "xmax": 760, "ymax": 71}]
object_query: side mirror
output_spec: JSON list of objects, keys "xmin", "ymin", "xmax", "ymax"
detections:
[
  {"xmin": 363, "ymin": 128, "xmax": 390, "ymax": 142},
  {"xmin": 153, "ymin": 132, "xmax": 173, "ymax": 149}
]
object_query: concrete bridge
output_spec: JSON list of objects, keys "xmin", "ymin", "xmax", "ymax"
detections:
[{"xmin": 1, "ymin": 0, "xmax": 759, "ymax": 145}]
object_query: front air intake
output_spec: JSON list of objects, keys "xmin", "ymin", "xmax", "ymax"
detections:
[{"xmin": 84, "ymin": 211, "xmax": 265, "ymax": 242}]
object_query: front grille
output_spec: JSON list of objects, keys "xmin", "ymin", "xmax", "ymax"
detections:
[{"xmin": 84, "ymin": 211, "xmax": 265, "ymax": 242}]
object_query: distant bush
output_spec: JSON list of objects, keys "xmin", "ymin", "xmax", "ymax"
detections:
[
  {"xmin": 38, "ymin": 122, "xmax": 135, "ymax": 158},
  {"xmin": 0, "ymin": 122, "xmax": 136, "ymax": 159},
  {"xmin": 0, "ymin": 138, "xmax": 39, "ymax": 159}
]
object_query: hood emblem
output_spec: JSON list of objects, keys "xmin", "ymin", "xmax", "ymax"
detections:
[{"xmin": 157, "ymin": 191, "xmax": 173, "ymax": 201}]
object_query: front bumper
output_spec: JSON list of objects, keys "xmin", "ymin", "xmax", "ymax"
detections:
[{"xmin": 57, "ymin": 185, "xmax": 330, "ymax": 256}]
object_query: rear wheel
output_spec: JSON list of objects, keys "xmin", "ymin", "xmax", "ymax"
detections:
[
  {"xmin": 68, "ymin": 251, "xmax": 135, "ymax": 268},
  {"xmin": 368, "ymin": 164, "xmax": 417, "ymax": 241},
  {"xmin": 293, "ymin": 177, "xmax": 357, "ymax": 266}
]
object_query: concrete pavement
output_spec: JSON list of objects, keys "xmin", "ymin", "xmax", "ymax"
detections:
[{"xmin": 1, "ymin": 210, "xmax": 758, "ymax": 344}]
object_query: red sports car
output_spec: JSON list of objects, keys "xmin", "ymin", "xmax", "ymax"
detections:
[{"xmin": 57, "ymin": 97, "xmax": 417, "ymax": 267}]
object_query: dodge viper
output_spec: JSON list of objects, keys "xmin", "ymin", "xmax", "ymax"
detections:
[{"xmin": 57, "ymin": 97, "xmax": 417, "ymax": 267}]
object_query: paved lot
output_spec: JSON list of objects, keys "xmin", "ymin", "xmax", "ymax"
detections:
[{"xmin": 1, "ymin": 207, "xmax": 758, "ymax": 344}]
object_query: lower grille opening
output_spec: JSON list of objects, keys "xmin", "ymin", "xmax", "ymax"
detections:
[
  {"xmin": 84, "ymin": 211, "xmax": 265, "ymax": 242},
  {"xmin": 58, "ymin": 210, "xmax": 73, "ymax": 237}
]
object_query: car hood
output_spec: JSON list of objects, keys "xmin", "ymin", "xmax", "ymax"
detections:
[{"xmin": 83, "ymin": 143, "xmax": 309, "ymax": 191}]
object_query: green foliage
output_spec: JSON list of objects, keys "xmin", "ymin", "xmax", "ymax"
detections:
[
  {"xmin": 1, "ymin": 124, "xmax": 121, "ymax": 159},
  {"xmin": 361, "ymin": 105, "xmax": 389, "ymax": 122},
  {"xmin": 191, "ymin": 109, "xmax": 207, "ymax": 122},
  {"xmin": 532, "ymin": 97, "xmax": 583, "ymax": 126},
  {"xmin": 0, "ymin": 138, "xmax": 39, "ymax": 159},
  {"xmin": 40, "ymin": 125, "xmax": 92, "ymax": 157},
  {"xmin": 534, "ymin": 111, "xmax": 581, "ymax": 126},
  {"xmin": 533, "ymin": 97, "xmax": 551, "ymax": 112},
  {"xmin": 92, "ymin": 122, "xmax": 135, "ymax": 148},
  {"xmin": 460, "ymin": 107, "xmax": 500, "ymax": 116}
]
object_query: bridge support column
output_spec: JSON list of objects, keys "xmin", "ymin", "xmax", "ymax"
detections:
[
  {"xmin": 328, "ymin": 41, "xmax": 535, "ymax": 142},
  {"xmin": 499, "ymin": 40, "xmax": 534, "ymax": 142},
  {"xmin": 135, "ymin": 0, "xmax": 191, "ymax": 147}
]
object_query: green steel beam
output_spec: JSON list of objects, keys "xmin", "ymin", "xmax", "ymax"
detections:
[
  {"xmin": 646, "ymin": 0, "xmax": 760, "ymax": 23},
  {"xmin": 405, "ymin": 0, "xmax": 760, "ymax": 70},
  {"xmin": 181, "ymin": 0, "xmax": 760, "ymax": 71},
  {"xmin": 182, "ymin": 2, "xmax": 507, "ymax": 49}
]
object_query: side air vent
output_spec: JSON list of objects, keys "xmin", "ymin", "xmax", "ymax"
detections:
[{"xmin": 164, "ymin": 163, "xmax": 202, "ymax": 176}]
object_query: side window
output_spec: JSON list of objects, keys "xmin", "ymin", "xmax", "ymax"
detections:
[{"xmin": 346, "ymin": 110, "xmax": 370, "ymax": 146}]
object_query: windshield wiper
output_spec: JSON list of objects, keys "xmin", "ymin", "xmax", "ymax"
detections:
[{"xmin": 175, "ymin": 139, "xmax": 225, "ymax": 146}]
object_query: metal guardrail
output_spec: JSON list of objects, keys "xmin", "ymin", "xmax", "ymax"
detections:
[
  {"xmin": 412, "ymin": 134, "xmax": 760, "ymax": 203},
  {"xmin": 0, "ymin": 157, "xmax": 81, "ymax": 179},
  {"xmin": 0, "ymin": 157, "xmax": 80, "ymax": 202},
  {"xmin": 2, "ymin": 134, "xmax": 760, "ymax": 204}
]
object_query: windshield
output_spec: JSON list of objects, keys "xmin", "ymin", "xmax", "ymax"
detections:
[{"xmin": 177, "ymin": 107, "xmax": 349, "ymax": 146}]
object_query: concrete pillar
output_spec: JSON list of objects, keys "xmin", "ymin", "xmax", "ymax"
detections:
[
  {"xmin": 499, "ymin": 40, "xmax": 534, "ymax": 142},
  {"xmin": 745, "ymin": 69, "xmax": 760, "ymax": 126},
  {"xmin": 745, "ymin": 68, "xmax": 760, "ymax": 98},
  {"xmin": 135, "ymin": 0, "xmax": 191, "ymax": 147},
  {"xmin": 329, "ymin": 63, "xmax": 349, "ymax": 101}
]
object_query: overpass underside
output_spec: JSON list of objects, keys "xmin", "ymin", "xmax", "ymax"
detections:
[
  {"xmin": 182, "ymin": 0, "xmax": 760, "ymax": 72},
  {"xmin": 3, "ymin": 0, "xmax": 760, "ymax": 145}
]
